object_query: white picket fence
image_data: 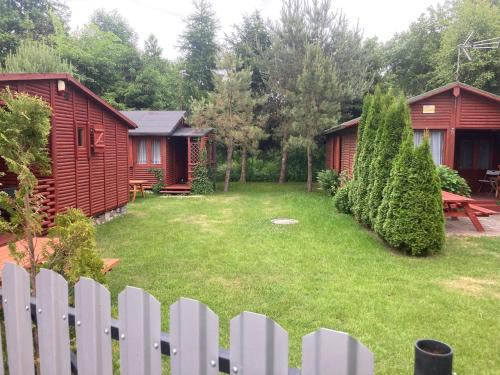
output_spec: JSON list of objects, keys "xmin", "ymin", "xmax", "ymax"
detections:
[{"xmin": 0, "ymin": 263, "xmax": 374, "ymax": 375}]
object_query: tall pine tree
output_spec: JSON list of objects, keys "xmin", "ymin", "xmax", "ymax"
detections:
[
  {"xmin": 179, "ymin": 0, "xmax": 219, "ymax": 100},
  {"xmin": 294, "ymin": 42, "xmax": 340, "ymax": 192}
]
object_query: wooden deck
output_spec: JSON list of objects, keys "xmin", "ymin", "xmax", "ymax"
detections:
[
  {"xmin": 0, "ymin": 237, "xmax": 119, "ymax": 274},
  {"xmin": 160, "ymin": 184, "xmax": 191, "ymax": 195}
]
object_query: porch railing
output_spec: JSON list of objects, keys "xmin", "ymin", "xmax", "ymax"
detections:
[{"xmin": 0, "ymin": 263, "xmax": 374, "ymax": 375}]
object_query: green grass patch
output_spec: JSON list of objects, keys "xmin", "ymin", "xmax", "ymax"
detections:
[{"xmin": 97, "ymin": 183, "xmax": 500, "ymax": 374}]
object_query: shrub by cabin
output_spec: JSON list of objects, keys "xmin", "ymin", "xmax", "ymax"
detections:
[
  {"xmin": 325, "ymin": 82, "xmax": 500, "ymax": 194},
  {"xmin": 123, "ymin": 111, "xmax": 215, "ymax": 194},
  {"xmin": 0, "ymin": 73, "xmax": 137, "ymax": 232}
]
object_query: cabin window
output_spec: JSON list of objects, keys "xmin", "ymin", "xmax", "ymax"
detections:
[
  {"xmin": 458, "ymin": 140, "xmax": 473, "ymax": 169},
  {"xmin": 414, "ymin": 130, "xmax": 444, "ymax": 165},
  {"xmin": 151, "ymin": 139, "xmax": 161, "ymax": 164},
  {"xmin": 477, "ymin": 140, "xmax": 491, "ymax": 169},
  {"xmin": 137, "ymin": 139, "xmax": 147, "ymax": 164},
  {"xmin": 77, "ymin": 127, "xmax": 84, "ymax": 147}
]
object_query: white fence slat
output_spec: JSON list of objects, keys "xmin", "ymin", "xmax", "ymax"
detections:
[
  {"xmin": 36, "ymin": 268, "xmax": 71, "ymax": 375},
  {"xmin": 301, "ymin": 328, "xmax": 374, "ymax": 375},
  {"xmin": 170, "ymin": 297, "xmax": 219, "ymax": 375},
  {"xmin": 2, "ymin": 263, "xmax": 35, "ymax": 375},
  {"xmin": 119, "ymin": 286, "xmax": 161, "ymax": 375},
  {"xmin": 0, "ymin": 307, "xmax": 5, "ymax": 375},
  {"xmin": 230, "ymin": 311, "xmax": 288, "ymax": 375},
  {"xmin": 75, "ymin": 277, "xmax": 113, "ymax": 375}
]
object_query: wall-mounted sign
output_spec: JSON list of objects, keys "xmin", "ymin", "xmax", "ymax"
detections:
[{"xmin": 423, "ymin": 105, "xmax": 435, "ymax": 114}]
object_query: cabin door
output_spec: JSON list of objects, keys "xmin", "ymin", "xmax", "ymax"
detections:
[{"xmin": 455, "ymin": 131, "xmax": 500, "ymax": 191}]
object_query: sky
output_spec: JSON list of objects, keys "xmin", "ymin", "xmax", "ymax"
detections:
[{"xmin": 67, "ymin": 0, "xmax": 444, "ymax": 60}]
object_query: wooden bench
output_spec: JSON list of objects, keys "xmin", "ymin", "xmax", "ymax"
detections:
[{"xmin": 469, "ymin": 204, "xmax": 498, "ymax": 217}]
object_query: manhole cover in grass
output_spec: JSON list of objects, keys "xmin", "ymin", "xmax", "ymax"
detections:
[{"xmin": 271, "ymin": 218, "xmax": 299, "ymax": 225}]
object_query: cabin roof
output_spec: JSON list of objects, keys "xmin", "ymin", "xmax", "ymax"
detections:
[
  {"xmin": 123, "ymin": 111, "xmax": 186, "ymax": 136},
  {"xmin": 324, "ymin": 82, "xmax": 500, "ymax": 135},
  {"xmin": 172, "ymin": 127, "xmax": 212, "ymax": 137},
  {"xmin": 0, "ymin": 73, "xmax": 137, "ymax": 129}
]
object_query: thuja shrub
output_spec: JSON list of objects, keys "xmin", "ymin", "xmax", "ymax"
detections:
[
  {"xmin": 43, "ymin": 208, "xmax": 104, "ymax": 285},
  {"xmin": 381, "ymin": 137, "xmax": 444, "ymax": 255},
  {"xmin": 436, "ymin": 165, "xmax": 471, "ymax": 197},
  {"xmin": 333, "ymin": 181, "xmax": 352, "ymax": 214}
]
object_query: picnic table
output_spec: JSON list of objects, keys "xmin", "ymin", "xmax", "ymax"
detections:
[
  {"xmin": 129, "ymin": 179, "xmax": 147, "ymax": 202},
  {"xmin": 442, "ymin": 191, "xmax": 496, "ymax": 232}
]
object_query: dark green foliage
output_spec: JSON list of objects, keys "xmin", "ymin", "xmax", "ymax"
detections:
[
  {"xmin": 436, "ymin": 165, "xmax": 471, "ymax": 197},
  {"xmin": 179, "ymin": 0, "xmax": 219, "ymax": 99},
  {"xmin": 349, "ymin": 94, "xmax": 373, "ymax": 209},
  {"xmin": 333, "ymin": 181, "xmax": 352, "ymax": 214},
  {"xmin": 43, "ymin": 208, "xmax": 104, "ymax": 285},
  {"xmin": 191, "ymin": 151, "xmax": 215, "ymax": 195},
  {"xmin": 316, "ymin": 169, "xmax": 340, "ymax": 196},
  {"xmin": 367, "ymin": 96, "xmax": 411, "ymax": 225},
  {"xmin": 0, "ymin": 0, "xmax": 69, "ymax": 62},
  {"xmin": 352, "ymin": 87, "xmax": 386, "ymax": 224},
  {"xmin": 148, "ymin": 168, "xmax": 165, "ymax": 194},
  {"xmin": 381, "ymin": 137, "xmax": 444, "ymax": 255}
]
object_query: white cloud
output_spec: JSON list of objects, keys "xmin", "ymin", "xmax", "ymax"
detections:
[{"xmin": 66, "ymin": 0, "xmax": 443, "ymax": 60}]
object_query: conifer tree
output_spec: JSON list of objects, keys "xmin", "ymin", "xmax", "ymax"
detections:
[
  {"xmin": 348, "ymin": 94, "xmax": 372, "ymax": 209},
  {"xmin": 381, "ymin": 136, "xmax": 444, "ymax": 255},
  {"xmin": 367, "ymin": 96, "xmax": 411, "ymax": 226},
  {"xmin": 351, "ymin": 87, "xmax": 385, "ymax": 223}
]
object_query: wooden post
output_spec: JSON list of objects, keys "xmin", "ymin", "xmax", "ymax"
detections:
[{"xmin": 187, "ymin": 137, "xmax": 192, "ymax": 183}]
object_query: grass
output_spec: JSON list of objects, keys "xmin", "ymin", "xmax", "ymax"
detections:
[{"xmin": 97, "ymin": 182, "xmax": 500, "ymax": 374}]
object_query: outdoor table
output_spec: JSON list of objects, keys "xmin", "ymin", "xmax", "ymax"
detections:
[
  {"xmin": 129, "ymin": 179, "xmax": 147, "ymax": 202},
  {"xmin": 442, "ymin": 191, "xmax": 484, "ymax": 232}
]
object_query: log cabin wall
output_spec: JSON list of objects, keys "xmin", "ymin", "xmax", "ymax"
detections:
[
  {"xmin": 0, "ymin": 76, "xmax": 132, "ymax": 224},
  {"xmin": 325, "ymin": 84, "xmax": 500, "ymax": 187}
]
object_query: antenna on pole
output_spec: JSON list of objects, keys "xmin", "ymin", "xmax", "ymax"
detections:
[{"xmin": 456, "ymin": 31, "xmax": 500, "ymax": 81}]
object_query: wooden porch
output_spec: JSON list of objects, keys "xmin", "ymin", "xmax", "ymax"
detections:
[{"xmin": 160, "ymin": 183, "xmax": 191, "ymax": 195}]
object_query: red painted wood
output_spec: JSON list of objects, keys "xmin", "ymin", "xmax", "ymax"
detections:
[
  {"xmin": 0, "ymin": 77, "xmax": 132, "ymax": 224},
  {"xmin": 325, "ymin": 84, "xmax": 500, "ymax": 185}
]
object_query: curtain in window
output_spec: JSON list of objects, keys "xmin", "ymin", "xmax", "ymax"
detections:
[
  {"xmin": 429, "ymin": 131, "xmax": 444, "ymax": 165},
  {"xmin": 477, "ymin": 140, "xmax": 491, "ymax": 169},
  {"xmin": 137, "ymin": 139, "xmax": 147, "ymax": 164},
  {"xmin": 152, "ymin": 139, "xmax": 161, "ymax": 164},
  {"xmin": 413, "ymin": 130, "xmax": 444, "ymax": 165}
]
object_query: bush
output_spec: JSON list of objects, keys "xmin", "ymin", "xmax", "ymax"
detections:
[
  {"xmin": 43, "ymin": 208, "xmax": 104, "ymax": 285},
  {"xmin": 149, "ymin": 168, "xmax": 164, "ymax": 194},
  {"xmin": 436, "ymin": 165, "xmax": 471, "ymax": 197},
  {"xmin": 333, "ymin": 180, "xmax": 352, "ymax": 214},
  {"xmin": 191, "ymin": 151, "xmax": 215, "ymax": 195},
  {"xmin": 316, "ymin": 169, "xmax": 340, "ymax": 196},
  {"xmin": 381, "ymin": 137, "xmax": 444, "ymax": 256}
]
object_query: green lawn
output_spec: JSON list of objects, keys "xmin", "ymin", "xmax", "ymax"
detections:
[{"xmin": 97, "ymin": 183, "xmax": 500, "ymax": 374}]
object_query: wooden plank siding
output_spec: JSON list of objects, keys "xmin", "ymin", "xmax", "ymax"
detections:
[
  {"xmin": 325, "ymin": 84, "xmax": 500, "ymax": 187},
  {"xmin": 0, "ymin": 77, "xmax": 133, "ymax": 224}
]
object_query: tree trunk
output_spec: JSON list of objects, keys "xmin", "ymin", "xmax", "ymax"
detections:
[
  {"xmin": 307, "ymin": 145, "xmax": 313, "ymax": 192},
  {"xmin": 278, "ymin": 130, "xmax": 288, "ymax": 184},
  {"xmin": 224, "ymin": 143, "xmax": 234, "ymax": 192},
  {"xmin": 24, "ymin": 194, "xmax": 37, "ymax": 292},
  {"xmin": 239, "ymin": 146, "xmax": 247, "ymax": 183}
]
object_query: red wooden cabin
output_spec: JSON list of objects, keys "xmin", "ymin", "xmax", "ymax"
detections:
[
  {"xmin": 123, "ymin": 111, "xmax": 215, "ymax": 194},
  {"xmin": 0, "ymin": 73, "xmax": 137, "ymax": 231},
  {"xmin": 325, "ymin": 82, "xmax": 500, "ymax": 197}
]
